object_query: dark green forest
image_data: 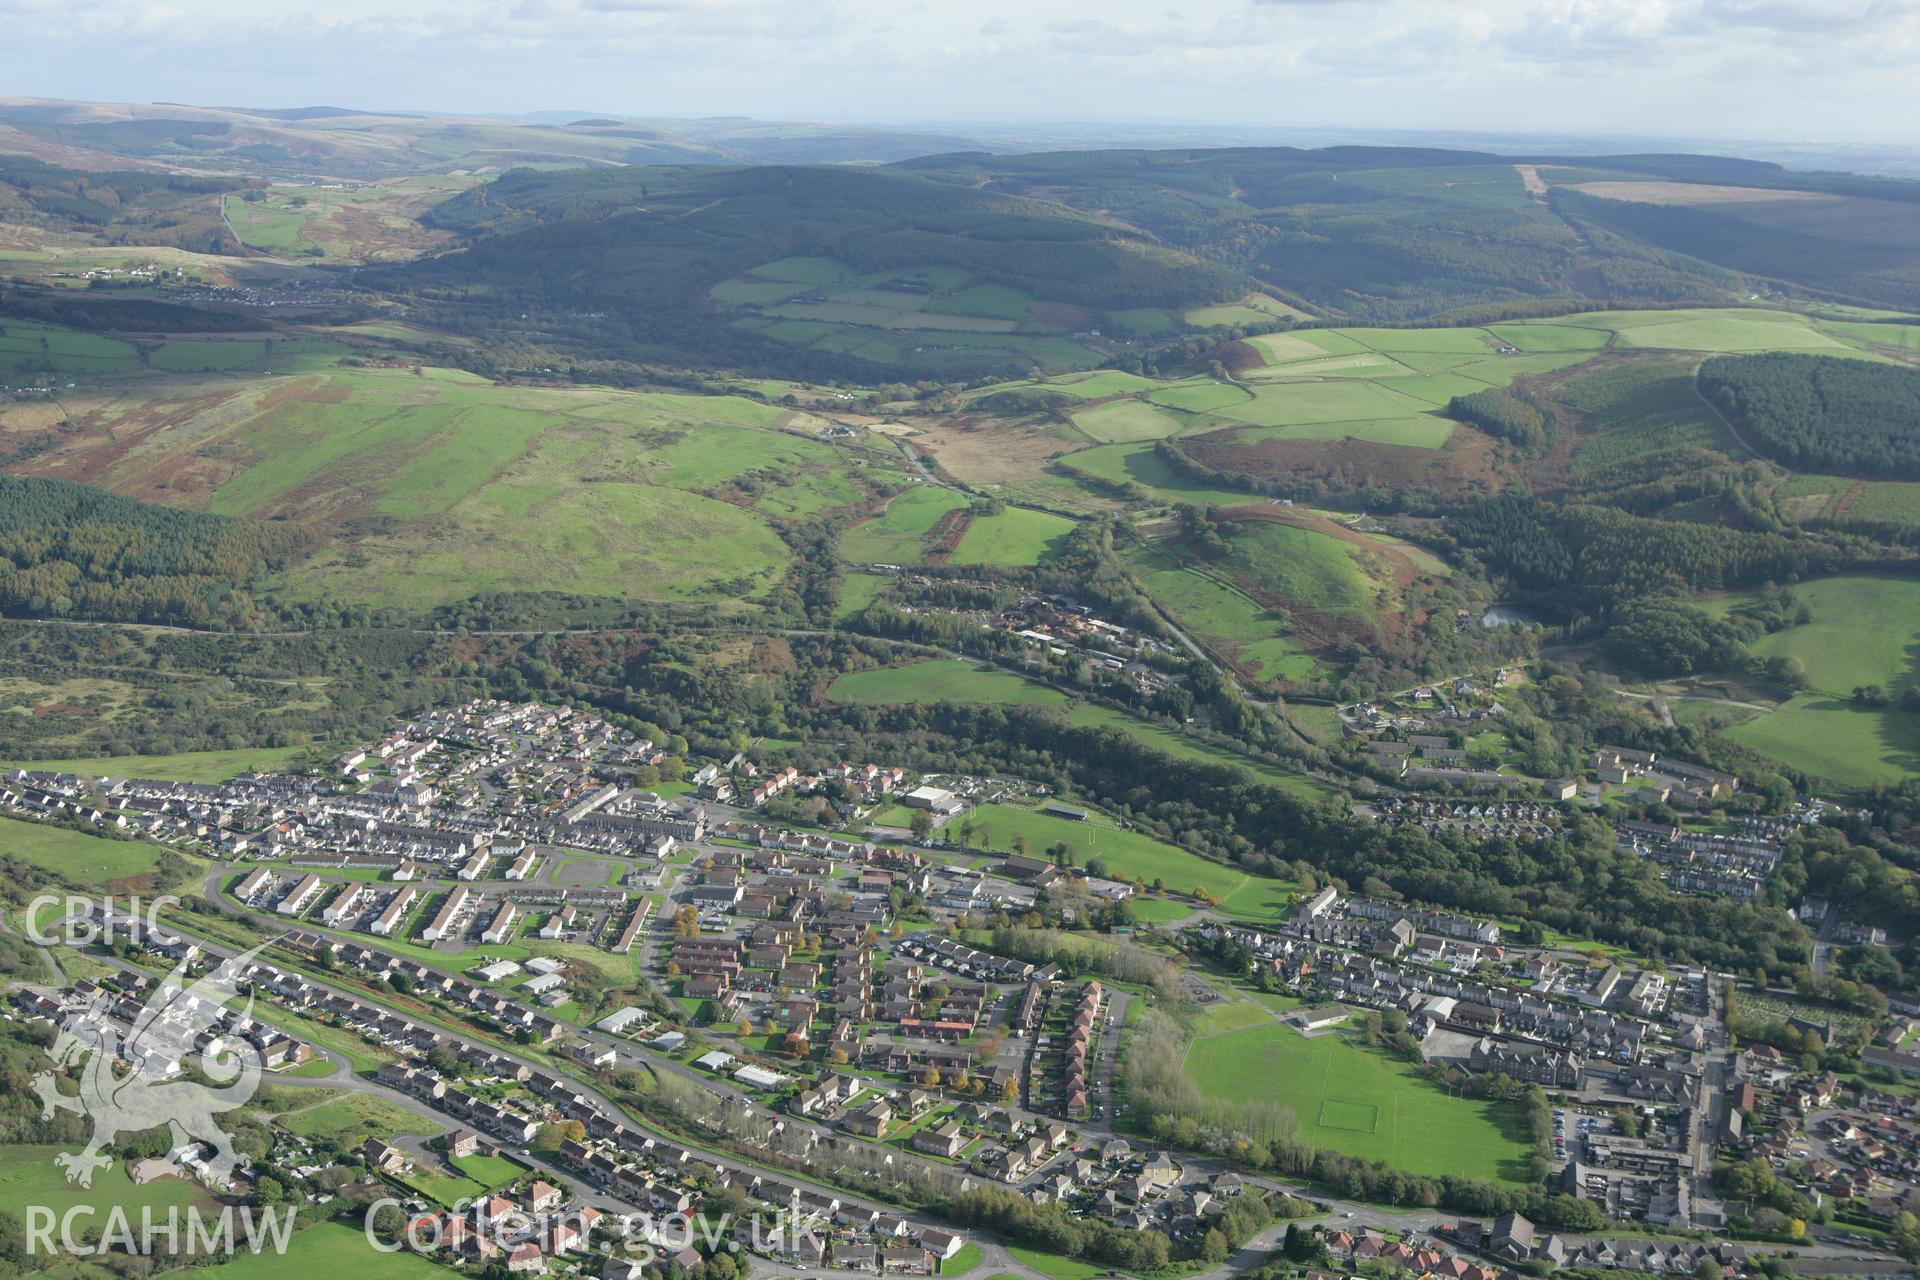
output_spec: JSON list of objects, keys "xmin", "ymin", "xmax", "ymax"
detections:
[
  {"xmin": 1447, "ymin": 385, "xmax": 1556, "ymax": 453},
  {"xmin": 1701, "ymin": 352, "xmax": 1920, "ymax": 477}
]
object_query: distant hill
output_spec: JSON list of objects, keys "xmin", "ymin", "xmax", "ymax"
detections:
[
  {"xmin": 369, "ymin": 163, "xmax": 1247, "ymax": 377},
  {"xmin": 367, "ymin": 145, "xmax": 1920, "ymax": 376},
  {"xmin": 0, "ymin": 98, "xmax": 729, "ymax": 178},
  {"xmin": 0, "ymin": 152, "xmax": 251, "ymax": 253},
  {"xmin": 0, "ymin": 99, "xmax": 993, "ymax": 179},
  {"xmin": 894, "ymin": 147, "xmax": 1920, "ymax": 319}
]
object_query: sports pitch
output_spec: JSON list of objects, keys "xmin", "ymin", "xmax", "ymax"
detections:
[{"xmin": 1181, "ymin": 1020, "xmax": 1533, "ymax": 1182}]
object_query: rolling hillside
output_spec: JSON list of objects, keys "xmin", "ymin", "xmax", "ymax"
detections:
[
  {"xmin": 896, "ymin": 148, "xmax": 1920, "ymax": 321},
  {"xmin": 369, "ymin": 163, "xmax": 1247, "ymax": 377}
]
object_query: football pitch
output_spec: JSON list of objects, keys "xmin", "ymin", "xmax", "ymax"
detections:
[{"xmin": 1181, "ymin": 1019, "xmax": 1533, "ymax": 1182}]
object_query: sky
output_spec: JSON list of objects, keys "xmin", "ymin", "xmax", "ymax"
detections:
[{"xmin": 7, "ymin": 0, "xmax": 1920, "ymax": 146}]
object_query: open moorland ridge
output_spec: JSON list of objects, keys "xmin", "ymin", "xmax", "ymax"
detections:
[{"xmin": 5, "ymin": 95, "xmax": 1920, "ymax": 1280}]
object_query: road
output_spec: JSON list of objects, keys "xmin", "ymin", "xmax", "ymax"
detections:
[
  {"xmin": 1812, "ymin": 904, "xmax": 1841, "ymax": 979},
  {"xmin": 124, "ymin": 900, "xmax": 948, "ymax": 1226},
  {"xmin": 87, "ymin": 950, "xmax": 634, "ymax": 1214},
  {"xmin": 75, "ymin": 901, "xmax": 1909, "ymax": 1276}
]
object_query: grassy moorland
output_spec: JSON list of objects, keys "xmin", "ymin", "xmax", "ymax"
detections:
[
  {"xmin": 13, "ymin": 365, "xmax": 878, "ymax": 611},
  {"xmin": 222, "ymin": 176, "xmax": 475, "ymax": 262}
]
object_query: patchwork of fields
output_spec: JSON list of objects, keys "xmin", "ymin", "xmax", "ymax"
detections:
[
  {"xmin": 222, "ymin": 176, "xmax": 475, "ymax": 262},
  {"xmin": 992, "ymin": 308, "xmax": 1907, "ymax": 515},
  {"xmin": 713, "ymin": 256, "xmax": 1106, "ymax": 373},
  {"xmin": 837, "ymin": 486, "xmax": 1071, "ymax": 567},
  {"xmin": 0, "ymin": 317, "xmax": 347, "ymax": 378}
]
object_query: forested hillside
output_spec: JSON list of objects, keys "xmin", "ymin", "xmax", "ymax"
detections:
[
  {"xmin": 1700, "ymin": 352, "xmax": 1920, "ymax": 477},
  {"xmin": 1558, "ymin": 185, "xmax": 1920, "ymax": 312},
  {"xmin": 898, "ymin": 147, "xmax": 1747, "ymax": 321},
  {"xmin": 0, "ymin": 153, "xmax": 250, "ymax": 252},
  {"xmin": 369, "ymin": 163, "xmax": 1243, "ymax": 376},
  {"xmin": 0, "ymin": 476, "xmax": 301, "ymax": 628},
  {"xmin": 1448, "ymin": 386, "xmax": 1556, "ymax": 453}
]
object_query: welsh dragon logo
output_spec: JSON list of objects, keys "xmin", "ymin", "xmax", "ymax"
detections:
[{"xmin": 32, "ymin": 944, "xmax": 270, "ymax": 1189}]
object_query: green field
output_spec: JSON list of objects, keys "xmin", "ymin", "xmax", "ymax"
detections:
[
  {"xmin": 1070, "ymin": 399, "xmax": 1189, "ymax": 442},
  {"xmin": 280, "ymin": 1093, "xmax": 439, "ymax": 1147},
  {"xmin": 1182, "ymin": 1022, "xmax": 1533, "ymax": 1181},
  {"xmin": 839, "ymin": 487, "xmax": 971, "ymax": 563},
  {"xmin": 1128, "ymin": 897, "xmax": 1195, "ymax": 924},
  {"xmin": 1719, "ymin": 575, "xmax": 1920, "ymax": 785},
  {"xmin": 1185, "ymin": 294, "xmax": 1303, "ymax": 329},
  {"xmin": 944, "ymin": 283, "xmax": 1033, "ymax": 319},
  {"xmin": 835, "ymin": 571, "xmax": 892, "ymax": 618},
  {"xmin": 1146, "ymin": 379, "xmax": 1254, "ymax": 414},
  {"xmin": 1121, "ymin": 514, "xmax": 1397, "ymax": 690},
  {"xmin": 1057, "ymin": 442, "xmax": 1258, "ymax": 507},
  {"xmin": 1548, "ymin": 307, "xmax": 1858, "ymax": 354},
  {"xmin": 1211, "ymin": 378, "xmax": 1435, "ymax": 426},
  {"xmin": 966, "ymin": 802, "xmax": 1295, "ymax": 919},
  {"xmin": 0, "ymin": 816, "xmax": 164, "ymax": 884},
  {"xmin": 1815, "ymin": 318, "xmax": 1920, "ymax": 356},
  {"xmin": 0, "ymin": 318, "xmax": 143, "ymax": 376},
  {"xmin": 451, "ymin": 1152, "xmax": 528, "ymax": 1187},
  {"xmin": 199, "ymin": 1221, "xmax": 459, "ymax": 1280},
  {"xmin": 943, "ymin": 1242, "xmax": 986, "ymax": 1276},
  {"xmin": 1121, "ymin": 539, "xmax": 1331, "ymax": 685},
  {"xmin": 1213, "ymin": 518, "xmax": 1384, "ymax": 612},
  {"xmin": 0, "ymin": 1144, "xmax": 213, "ymax": 1221},
  {"xmin": 948, "ymin": 506, "xmax": 1076, "ymax": 566},
  {"xmin": 1006, "ymin": 1248, "xmax": 1105, "ymax": 1280},
  {"xmin": 826, "ymin": 660, "xmax": 1067, "ymax": 707},
  {"xmin": 4, "ymin": 747, "xmax": 310, "ymax": 783}
]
